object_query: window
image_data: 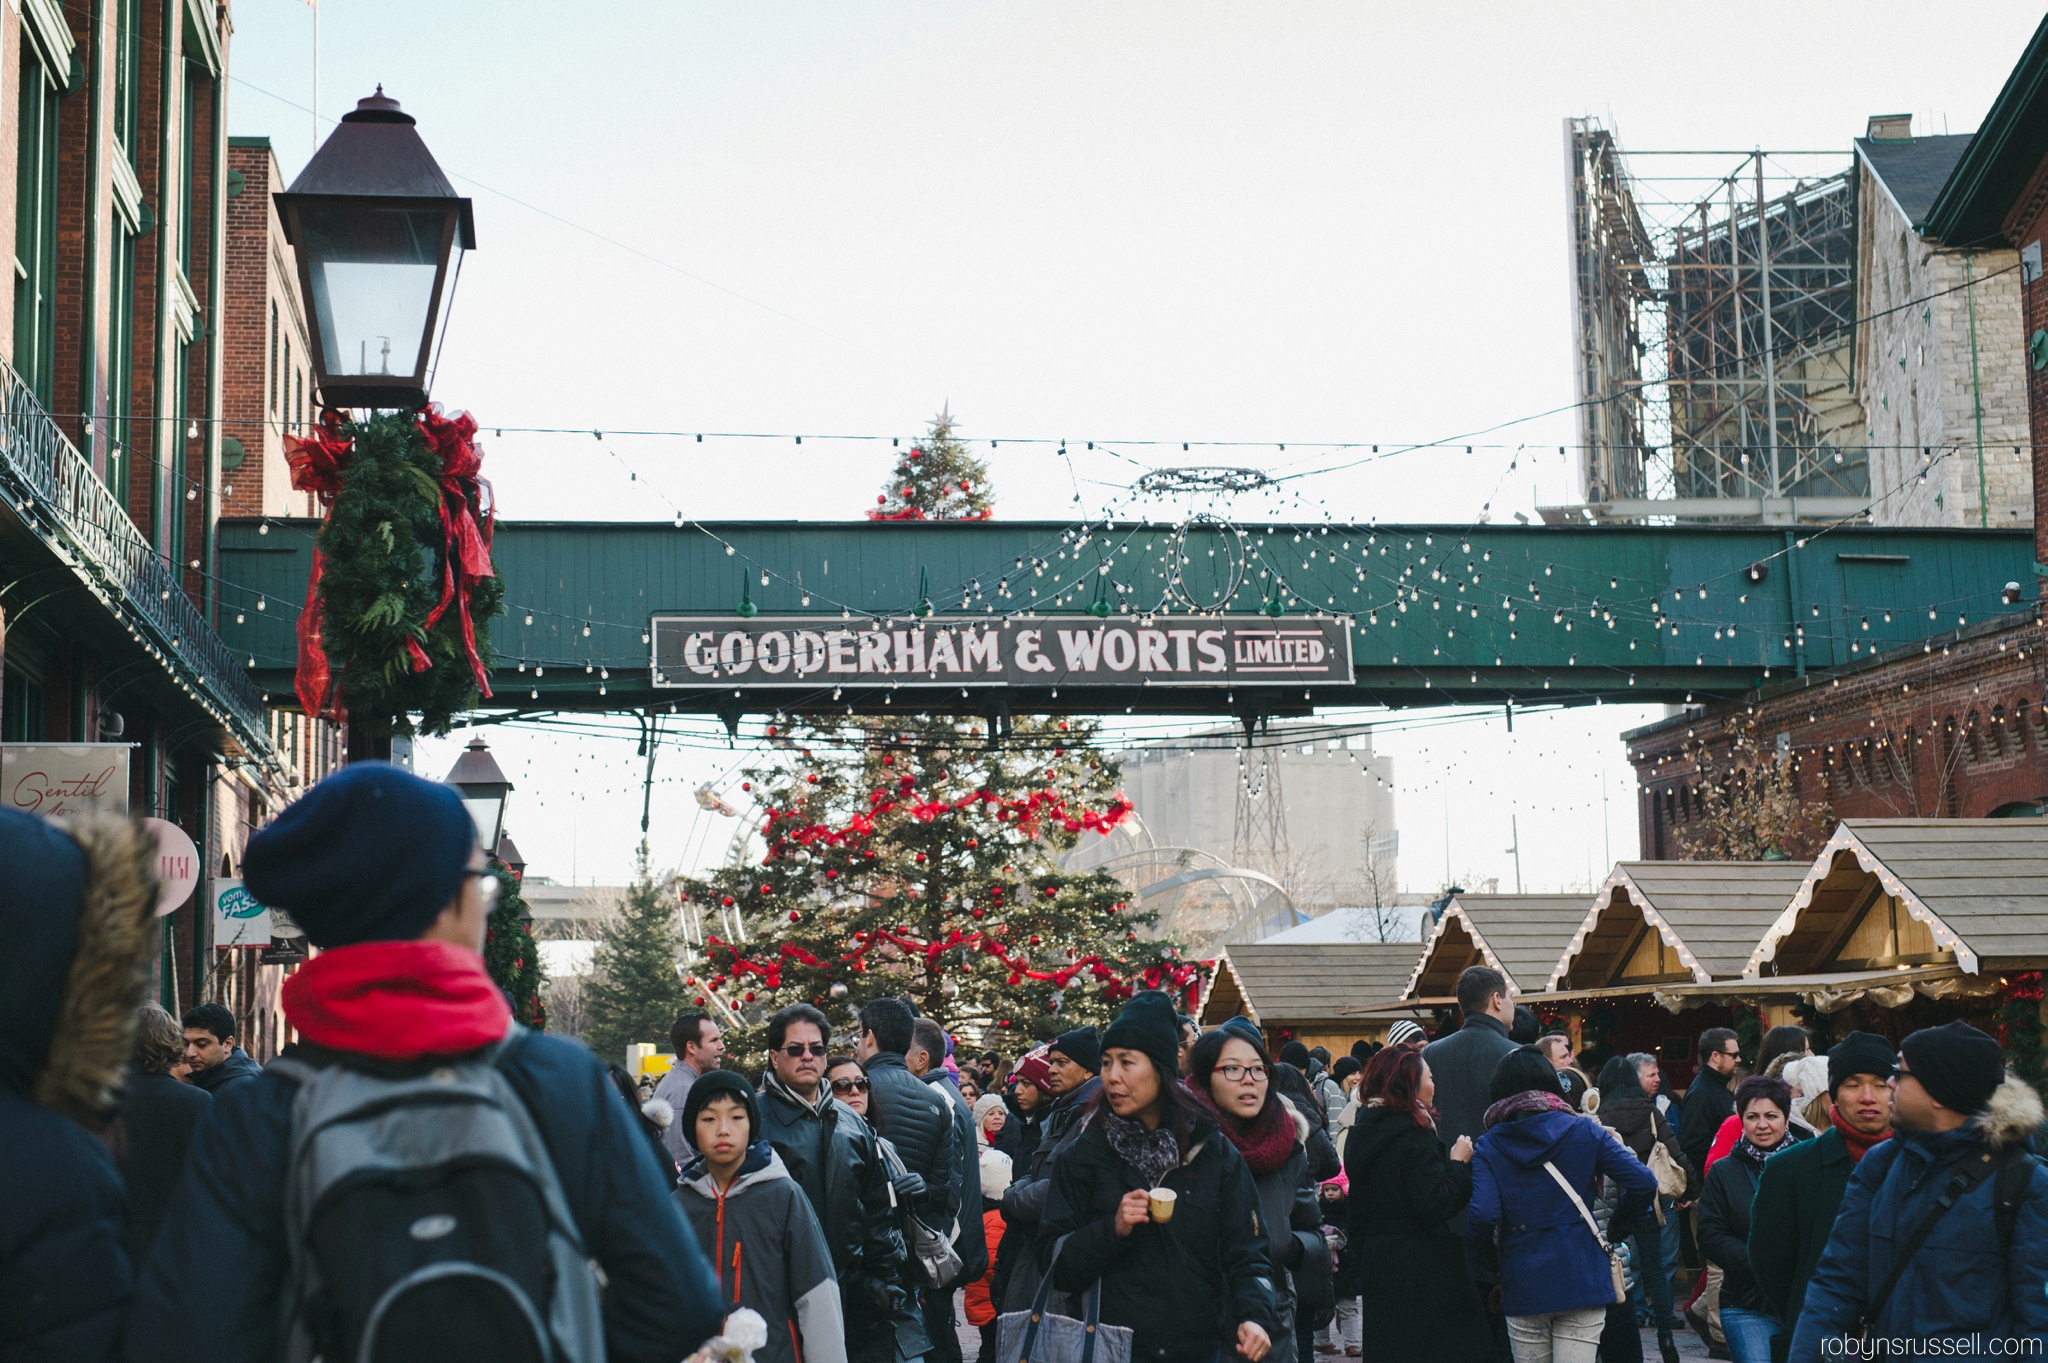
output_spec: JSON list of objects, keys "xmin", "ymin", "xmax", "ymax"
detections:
[
  {"xmin": 281, "ymin": 333, "xmax": 291, "ymax": 428},
  {"xmin": 180, "ymin": 66, "xmax": 198, "ymax": 274},
  {"xmin": 1, "ymin": 671, "xmax": 45, "ymax": 741},
  {"xmin": 269, "ymin": 301, "xmax": 278, "ymax": 414},
  {"xmin": 113, "ymin": 0, "xmax": 140, "ymax": 164},
  {"xmin": 108, "ymin": 222, "xmax": 139, "ymax": 500},
  {"xmin": 14, "ymin": 41, "xmax": 60, "ymax": 403}
]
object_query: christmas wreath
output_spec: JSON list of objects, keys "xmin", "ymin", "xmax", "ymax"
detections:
[{"xmin": 287, "ymin": 407, "xmax": 504, "ymax": 737}]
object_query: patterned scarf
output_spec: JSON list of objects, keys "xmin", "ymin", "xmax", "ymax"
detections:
[
  {"xmin": 1482, "ymin": 1089, "xmax": 1575, "ymax": 1130},
  {"xmin": 1102, "ymin": 1108, "xmax": 1182, "ymax": 1189},
  {"xmin": 1731, "ymin": 1132, "xmax": 1791, "ymax": 1169}
]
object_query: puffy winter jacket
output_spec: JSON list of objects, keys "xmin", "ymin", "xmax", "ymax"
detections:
[
  {"xmin": 676, "ymin": 1144, "xmax": 847, "ymax": 1363},
  {"xmin": 1790, "ymin": 1078, "xmax": 2048, "ymax": 1362},
  {"xmin": 126, "ymin": 1029, "xmax": 724, "ymax": 1363},
  {"xmin": 186, "ymin": 1047, "xmax": 259, "ymax": 1095},
  {"xmin": 995, "ymin": 1075, "xmax": 1101, "ymax": 1312},
  {"xmin": 1467, "ymin": 1106, "xmax": 1655, "ymax": 1317},
  {"xmin": 1041, "ymin": 1108, "xmax": 1279, "ymax": 1363},
  {"xmin": 863, "ymin": 1053, "xmax": 960, "ymax": 1232},
  {"xmin": 0, "ymin": 810, "xmax": 158, "ymax": 1363},
  {"xmin": 110, "ymin": 1069, "xmax": 211, "ymax": 1265},
  {"xmin": 757, "ymin": 1073, "xmax": 908, "ymax": 1339}
]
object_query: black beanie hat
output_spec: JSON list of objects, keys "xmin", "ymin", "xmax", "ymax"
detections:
[
  {"xmin": 244, "ymin": 763, "xmax": 477, "ymax": 947},
  {"xmin": 1900, "ymin": 1020, "xmax": 2006, "ymax": 1117},
  {"xmin": 1102, "ymin": 991, "xmax": 1181, "ymax": 1080},
  {"xmin": 1488, "ymin": 1046, "xmax": 1567, "ymax": 1106},
  {"xmin": 1278, "ymin": 1040, "xmax": 1313, "ymax": 1069},
  {"xmin": 1050, "ymin": 1025, "xmax": 1102, "ymax": 1074},
  {"xmin": 680, "ymin": 1068, "xmax": 760, "ymax": 1149},
  {"xmin": 1331, "ymin": 1055, "xmax": 1362, "ymax": 1083},
  {"xmin": 1826, "ymin": 1031, "xmax": 1897, "ymax": 1094}
]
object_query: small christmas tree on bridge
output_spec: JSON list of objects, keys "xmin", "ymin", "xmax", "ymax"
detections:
[{"xmin": 870, "ymin": 406, "xmax": 994, "ymax": 522}]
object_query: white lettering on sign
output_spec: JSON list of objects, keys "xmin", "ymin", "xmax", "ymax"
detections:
[{"xmin": 649, "ymin": 615, "xmax": 1353, "ymax": 688}]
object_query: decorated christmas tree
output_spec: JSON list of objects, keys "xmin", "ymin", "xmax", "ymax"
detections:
[
  {"xmin": 483, "ymin": 864, "xmax": 546, "ymax": 1030},
  {"xmin": 683, "ymin": 712, "xmax": 1203, "ymax": 1048},
  {"xmin": 583, "ymin": 844, "xmax": 693, "ymax": 1066},
  {"xmin": 869, "ymin": 406, "xmax": 994, "ymax": 522}
]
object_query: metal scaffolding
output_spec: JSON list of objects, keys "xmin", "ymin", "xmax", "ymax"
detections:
[{"xmin": 1564, "ymin": 118, "xmax": 1870, "ymax": 523}]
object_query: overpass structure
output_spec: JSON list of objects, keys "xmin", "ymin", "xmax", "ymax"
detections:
[{"xmin": 217, "ymin": 517, "xmax": 2033, "ymax": 721}]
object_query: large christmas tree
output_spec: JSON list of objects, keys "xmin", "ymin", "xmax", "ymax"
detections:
[
  {"xmin": 869, "ymin": 407, "xmax": 994, "ymax": 522},
  {"xmin": 583, "ymin": 844, "xmax": 693, "ymax": 1066},
  {"xmin": 685, "ymin": 712, "xmax": 1202, "ymax": 1046}
]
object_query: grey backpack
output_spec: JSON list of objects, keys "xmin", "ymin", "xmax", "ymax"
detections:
[{"xmin": 269, "ymin": 1025, "xmax": 607, "ymax": 1363}]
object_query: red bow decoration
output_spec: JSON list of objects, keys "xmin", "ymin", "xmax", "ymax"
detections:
[
  {"xmin": 414, "ymin": 405, "xmax": 495, "ymax": 697},
  {"xmin": 283, "ymin": 412, "xmax": 356, "ymax": 720}
]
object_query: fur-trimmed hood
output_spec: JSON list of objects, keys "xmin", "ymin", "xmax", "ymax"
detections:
[
  {"xmin": 0, "ymin": 811, "xmax": 158, "ymax": 1130},
  {"xmin": 1970, "ymin": 1074, "xmax": 2045, "ymax": 1153}
]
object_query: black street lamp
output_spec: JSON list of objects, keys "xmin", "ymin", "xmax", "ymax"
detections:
[
  {"xmin": 275, "ymin": 86, "xmax": 475, "ymax": 410},
  {"xmin": 494, "ymin": 831, "xmax": 527, "ymax": 880},
  {"xmin": 445, "ymin": 735, "xmax": 513, "ymax": 853}
]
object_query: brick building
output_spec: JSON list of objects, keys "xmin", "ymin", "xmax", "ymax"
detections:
[
  {"xmin": 0, "ymin": 0, "xmax": 335, "ymax": 1053},
  {"xmin": 1629, "ymin": 25, "xmax": 2048, "ymax": 847},
  {"xmin": 1856, "ymin": 118, "xmax": 2031, "ymax": 529},
  {"xmin": 222, "ymin": 134, "xmax": 315, "ymax": 520}
]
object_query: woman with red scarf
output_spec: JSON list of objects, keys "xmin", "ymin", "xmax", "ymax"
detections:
[{"xmin": 1187, "ymin": 1028, "xmax": 1331, "ymax": 1363}]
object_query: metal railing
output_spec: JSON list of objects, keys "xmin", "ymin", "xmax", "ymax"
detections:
[{"xmin": 0, "ymin": 358, "xmax": 272, "ymax": 759}]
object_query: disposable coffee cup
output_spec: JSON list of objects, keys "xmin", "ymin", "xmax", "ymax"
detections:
[{"xmin": 1147, "ymin": 1187, "xmax": 1176, "ymax": 1223}]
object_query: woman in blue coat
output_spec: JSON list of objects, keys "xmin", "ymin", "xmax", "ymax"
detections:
[{"xmin": 1468, "ymin": 1047, "xmax": 1656, "ymax": 1363}]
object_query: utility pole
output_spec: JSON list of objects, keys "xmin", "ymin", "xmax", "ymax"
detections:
[
  {"xmin": 1602, "ymin": 770, "xmax": 1612, "ymax": 869},
  {"xmin": 1507, "ymin": 815, "xmax": 1523, "ymax": 893},
  {"xmin": 300, "ymin": 0, "xmax": 320, "ymax": 156},
  {"xmin": 1756, "ymin": 152, "xmax": 1782, "ymax": 497}
]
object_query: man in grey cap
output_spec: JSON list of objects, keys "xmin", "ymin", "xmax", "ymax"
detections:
[
  {"xmin": 1789, "ymin": 1022, "xmax": 2048, "ymax": 1361},
  {"xmin": 996, "ymin": 1026, "xmax": 1102, "ymax": 1311}
]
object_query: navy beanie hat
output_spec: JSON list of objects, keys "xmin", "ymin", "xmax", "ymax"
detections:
[
  {"xmin": 1050, "ymin": 1025, "xmax": 1102, "ymax": 1074},
  {"xmin": 681, "ymin": 1068, "xmax": 760, "ymax": 1149},
  {"xmin": 1900, "ymin": 1020, "xmax": 2006, "ymax": 1117},
  {"xmin": 1217, "ymin": 1015, "xmax": 1263, "ymax": 1048},
  {"xmin": 1102, "ymin": 990, "xmax": 1182, "ymax": 1080},
  {"xmin": 244, "ymin": 762, "xmax": 477, "ymax": 947}
]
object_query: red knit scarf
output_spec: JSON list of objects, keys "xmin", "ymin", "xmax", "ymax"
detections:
[
  {"xmin": 1186, "ymin": 1082, "xmax": 1298, "ymax": 1174},
  {"xmin": 282, "ymin": 939, "xmax": 511, "ymax": 1061},
  {"xmin": 1830, "ymin": 1106, "xmax": 1893, "ymax": 1163}
]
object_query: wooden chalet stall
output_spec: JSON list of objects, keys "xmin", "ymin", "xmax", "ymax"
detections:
[
  {"xmin": 1200, "ymin": 941, "xmax": 1425, "ymax": 1052},
  {"xmin": 1539, "ymin": 862, "xmax": 1816, "ymax": 1083},
  {"xmin": 1350, "ymin": 895, "xmax": 1594, "ymax": 1037},
  {"xmin": 1743, "ymin": 820, "xmax": 2048, "ymax": 1053}
]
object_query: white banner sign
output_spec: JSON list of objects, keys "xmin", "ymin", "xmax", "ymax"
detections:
[
  {"xmin": 211, "ymin": 877, "xmax": 272, "ymax": 949},
  {"xmin": 142, "ymin": 817, "xmax": 200, "ymax": 917},
  {"xmin": 0, "ymin": 743, "xmax": 132, "ymax": 816}
]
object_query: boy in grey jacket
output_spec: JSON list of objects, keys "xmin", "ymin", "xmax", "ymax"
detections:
[{"xmin": 676, "ymin": 1070, "xmax": 847, "ymax": 1363}]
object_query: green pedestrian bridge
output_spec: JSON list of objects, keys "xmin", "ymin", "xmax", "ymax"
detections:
[{"xmin": 218, "ymin": 517, "xmax": 2034, "ymax": 722}]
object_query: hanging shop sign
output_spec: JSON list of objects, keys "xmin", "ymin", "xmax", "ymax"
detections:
[
  {"xmin": 0, "ymin": 743, "xmax": 132, "ymax": 817},
  {"xmin": 650, "ymin": 615, "xmax": 1354, "ymax": 689},
  {"xmin": 141, "ymin": 817, "xmax": 200, "ymax": 916},
  {"xmin": 210, "ymin": 877, "xmax": 272, "ymax": 950}
]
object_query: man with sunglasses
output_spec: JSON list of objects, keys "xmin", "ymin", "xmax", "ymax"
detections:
[{"xmin": 761, "ymin": 1005, "xmax": 929, "ymax": 1363}]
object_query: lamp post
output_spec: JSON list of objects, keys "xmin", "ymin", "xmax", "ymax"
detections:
[
  {"xmin": 275, "ymin": 86, "xmax": 475, "ymax": 410},
  {"xmin": 494, "ymin": 831, "xmax": 527, "ymax": 880},
  {"xmin": 445, "ymin": 735, "xmax": 513, "ymax": 854}
]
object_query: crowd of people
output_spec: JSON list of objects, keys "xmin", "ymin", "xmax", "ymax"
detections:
[{"xmin": 4, "ymin": 762, "xmax": 2048, "ymax": 1363}]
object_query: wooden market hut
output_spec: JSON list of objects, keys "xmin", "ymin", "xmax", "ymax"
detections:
[
  {"xmin": 1353, "ymin": 895, "xmax": 1595, "ymax": 1035},
  {"xmin": 1737, "ymin": 819, "xmax": 2048, "ymax": 1043},
  {"xmin": 1537, "ymin": 861, "xmax": 1817, "ymax": 1083},
  {"xmin": 1200, "ymin": 941, "xmax": 1425, "ymax": 1052}
]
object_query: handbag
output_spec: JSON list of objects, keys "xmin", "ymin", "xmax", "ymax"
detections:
[
  {"xmin": 1543, "ymin": 1161, "xmax": 1627, "ymax": 1305},
  {"xmin": 1647, "ymin": 1141, "xmax": 1687, "ymax": 1202},
  {"xmin": 994, "ymin": 1237, "xmax": 1133, "ymax": 1363}
]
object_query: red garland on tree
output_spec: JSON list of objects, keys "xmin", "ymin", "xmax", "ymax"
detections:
[{"xmin": 867, "ymin": 406, "xmax": 995, "ymax": 523}]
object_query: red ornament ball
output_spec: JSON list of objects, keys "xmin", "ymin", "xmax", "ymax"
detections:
[
  {"xmin": 876, "ymin": 495, "xmax": 886, "ymax": 504},
  {"xmin": 882, "ymin": 754, "xmax": 894, "ymax": 765},
  {"xmin": 789, "ymin": 911, "xmax": 801, "ymax": 922},
  {"xmin": 806, "ymin": 774, "xmax": 819, "ymax": 784},
  {"xmin": 825, "ymin": 869, "xmax": 839, "ymax": 879},
  {"xmin": 742, "ymin": 781, "xmax": 752, "ymax": 791},
  {"xmin": 722, "ymin": 896, "xmax": 735, "ymax": 907},
  {"xmin": 971, "ymin": 908, "xmax": 985, "ymax": 918}
]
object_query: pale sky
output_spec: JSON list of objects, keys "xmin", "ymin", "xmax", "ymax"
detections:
[{"xmin": 224, "ymin": 2, "xmax": 2045, "ymax": 894}]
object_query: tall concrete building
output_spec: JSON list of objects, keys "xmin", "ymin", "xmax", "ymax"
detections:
[{"xmin": 1117, "ymin": 720, "xmax": 1397, "ymax": 916}]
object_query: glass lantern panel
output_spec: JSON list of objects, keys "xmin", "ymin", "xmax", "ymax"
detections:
[
  {"xmin": 461, "ymin": 795, "xmax": 505, "ymax": 849},
  {"xmin": 297, "ymin": 204, "xmax": 448, "ymax": 377}
]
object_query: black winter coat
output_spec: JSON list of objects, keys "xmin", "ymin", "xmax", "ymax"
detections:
[
  {"xmin": 124, "ymin": 1030, "xmax": 725, "ymax": 1363},
  {"xmin": 111, "ymin": 1069, "xmax": 211, "ymax": 1265},
  {"xmin": 1697, "ymin": 1137, "xmax": 1803, "ymax": 1316},
  {"xmin": 1, "ymin": 1090, "xmax": 131, "ymax": 1362},
  {"xmin": 1678, "ymin": 1069, "xmax": 1735, "ymax": 1179},
  {"xmin": 1343, "ymin": 1106, "xmax": 1493, "ymax": 1363},
  {"xmin": 863, "ymin": 1053, "xmax": 960, "ymax": 1231},
  {"xmin": 1597, "ymin": 1083, "xmax": 1691, "ymax": 1186},
  {"xmin": 1042, "ymin": 1108, "xmax": 1278, "ymax": 1363},
  {"xmin": 1420, "ymin": 1015, "xmax": 1517, "ymax": 1151},
  {"xmin": 995, "ymin": 1076, "xmax": 1101, "ymax": 1312},
  {"xmin": 758, "ymin": 1073, "xmax": 917, "ymax": 1357},
  {"xmin": 187, "ymin": 1047, "xmax": 260, "ymax": 1095}
]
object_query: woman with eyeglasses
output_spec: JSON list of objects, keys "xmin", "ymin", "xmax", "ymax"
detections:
[
  {"xmin": 820, "ymin": 1053, "xmax": 935, "ymax": 1363},
  {"xmin": 1344, "ymin": 1044, "xmax": 1494, "ymax": 1363},
  {"xmin": 1185, "ymin": 1028, "xmax": 1330, "ymax": 1363}
]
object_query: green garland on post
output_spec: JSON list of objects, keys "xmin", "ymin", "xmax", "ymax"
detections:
[
  {"xmin": 294, "ymin": 409, "xmax": 503, "ymax": 737},
  {"xmin": 484, "ymin": 864, "xmax": 546, "ymax": 1029}
]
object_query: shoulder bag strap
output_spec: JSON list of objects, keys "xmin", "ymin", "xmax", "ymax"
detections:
[
  {"xmin": 1542, "ymin": 1160, "xmax": 1608, "ymax": 1244},
  {"xmin": 1996, "ymin": 1152, "xmax": 2038, "ymax": 1252},
  {"xmin": 1018, "ymin": 1234, "xmax": 1071, "ymax": 1363},
  {"xmin": 1857, "ymin": 1153, "xmax": 2001, "ymax": 1331}
]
